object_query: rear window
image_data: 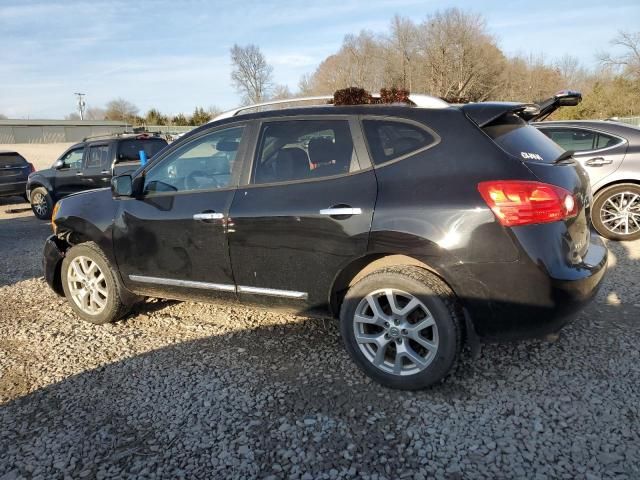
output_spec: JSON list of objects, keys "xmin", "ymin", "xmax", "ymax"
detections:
[
  {"xmin": 116, "ymin": 139, "xmax": 167, "ymax": 163},
  {"xmin": 0, "ymin": 153, "xmax": 27, "ymax": 168},
  {"xmin": 484, "ymin": 114, "xmax": 564, "ymax": 163},
  {"xmin": 540, "ymin": 127, "xmax": 623, "ymax": 152},
  {"xmin": 363, "ymin": 120, "xmax": 436, "ymax": 165}
]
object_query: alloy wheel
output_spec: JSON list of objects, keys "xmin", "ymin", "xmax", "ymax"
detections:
[
  {"xmin": 67, "ymin": 256, "xmax": 109, "ymax": 315},
  {"xmin": 600, "ymin": 191, "xmax": 640, "ymax": 236},
  {"xmin": 353, "ymin": 289, "xmax": 439, "ymax": 376},
  {"xmin": 31, "ymin": 192, "xmax": 48, "ymax": 217}
]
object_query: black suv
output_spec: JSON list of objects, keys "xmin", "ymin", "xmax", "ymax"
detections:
[
  {"xmin": 0, "ymin": 151, "xmax": 34, "ymax": 199},
  {"xmin": 27, "ymin": 133, "xmax": 168, "ymax": 219},
  {"xmin": 43, "ymin": 98, "xmax": 607, "ymax": 389}
]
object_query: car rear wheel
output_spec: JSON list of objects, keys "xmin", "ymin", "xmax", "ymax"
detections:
[
  {"xmin": 30, "ymin": 187, "xmax": 53, "ymax": 220},
  {"xmin": 340, "ymin": 265, "xmax": 462, "ymax": 390},
  {"xmin": 61, "ymin": 242, "xmax": 130, "ymax": 324},
  {"xmin": 592, "ymin": 184, "xmax": 640, "ymax": 241}
]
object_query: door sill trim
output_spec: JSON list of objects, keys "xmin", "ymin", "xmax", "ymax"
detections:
[{"xmin": 237, "ymin": 285, "xmax": 308, "ymax": 300}]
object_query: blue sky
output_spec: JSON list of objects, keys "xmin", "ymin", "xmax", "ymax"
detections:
[{"xmin": 1, "ymin": 0, "xmax": 638, "ymax": 119}]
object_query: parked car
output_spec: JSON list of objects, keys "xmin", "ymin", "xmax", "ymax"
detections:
[
  {"xmin": 0, "ymin": 151, "xmax": 34, "ymax": 200},
  {"xmin": 530, "ymin": 90, "xmax": 640, "ymax": 241},
  {"xmin": 42, "ymin": 96, "xmax": 607, "ymax": 390},
  {"xmin": 26, "ymin": 133, "xmax": 168, "ymax": 219}
]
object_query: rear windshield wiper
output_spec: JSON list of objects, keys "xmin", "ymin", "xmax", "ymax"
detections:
[{"xmin": 554, "ymin": 150, "xmax": 575, "ymax": 164}]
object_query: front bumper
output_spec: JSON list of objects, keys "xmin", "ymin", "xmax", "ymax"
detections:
[
  {"xmin": 453, "ymin": 233, "xmax": 608, "ymax": 341},
  {"xmin": 43, "ymin": 235, "xmax": 66, "ymax": 296},
  {"xmin": 0, "ymin": 180, "xmax": 27, "ymax": 198}
]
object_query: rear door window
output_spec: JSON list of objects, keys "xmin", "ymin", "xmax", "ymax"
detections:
[
  {"xmin": 116, "ymin": 138, "xmax": 167, "ymax": 163},
  {"xmin": 253, "ymin": 120, "xmax": 359, "ymax": 184},
  {"xmin": 85, "ymin": 145, "xmax": 110, "ymax": 169},
  {"xmin": 484, "ymin": 113, "xmax": 564, "ymax": 163},
  {"xmin": 0, "ymin": 153, "xmax": 27, "ymax": 168},
  {"xmin": 362, "ymin": 120, "xmax": 436, "ymax": 165},
  {"xmin": 539, "ymin": 127, "xmax": 623, "ymax": 152}
]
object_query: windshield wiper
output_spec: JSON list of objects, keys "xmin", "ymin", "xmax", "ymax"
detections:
[{"xmin": 554, "ymin": 150, "xmax": 575, "ymax": 164}]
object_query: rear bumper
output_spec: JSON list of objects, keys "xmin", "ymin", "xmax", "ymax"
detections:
[
  {"xmin": 43, "ymin": 235, "xmax": 66, "ymax": 296},
  {"xmin": 453, "ymin": 232, "xmax": 608, "ymax": 341},
  {"xmin": 0, "ymin": 180, "xmax": 27, "ymax": 197}
]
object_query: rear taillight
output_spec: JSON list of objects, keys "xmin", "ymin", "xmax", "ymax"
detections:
[
  {"xmin": 28, "ymin": 163, "xmax": 35, "ymax": 173},
  {"xmin": 478, "ymin": 180, "xmax": 578, "ymax": 227}
]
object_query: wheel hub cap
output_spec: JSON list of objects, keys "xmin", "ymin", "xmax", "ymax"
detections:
[
  {"xmin": 600, "ymin": 191, "xmax": 640, "ymax": 236},
  {"xmin": 67, "ymin": 256, "xmax": 108, "ymax": 315},
  {"xmin": 353, "ymin": 288, "xmax": 439, "ymax": 376}
]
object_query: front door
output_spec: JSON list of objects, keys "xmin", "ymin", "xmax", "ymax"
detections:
[
  {"xmin": 113, "ymin": 124, "xmax": 249, "ymax": 301},
  {"xmin": 53, "ymin": 146, "xmax": 86, "ymax": 199},
  {"xmin": 228, "ymin": 117, "xmax": 377, "ymax": 311}
]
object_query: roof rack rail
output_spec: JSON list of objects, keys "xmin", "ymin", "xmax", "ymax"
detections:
[
  {"xmin": 211, "ymin": 93, "xmax": 449, "ymax": 122},
  {"xmin": 81, "ymin": 129, "xmax": 163, "ymax": 142}
]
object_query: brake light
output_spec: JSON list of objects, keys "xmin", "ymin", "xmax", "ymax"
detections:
[
  {"xmin": 28, "ymin": 163, "xmax": 35, "ymax": 173},
  {"xmin": 478, "ymin": 180, "xmax": 578, "ymax": 227}
]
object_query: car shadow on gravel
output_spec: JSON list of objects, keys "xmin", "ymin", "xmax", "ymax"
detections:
[
  {"xmin": 1, "ymin": 297, "xmax": 639, "ymax": 478},
  {"xmin": 0, "ymin": 216, "xmax": 51, "ymax": 287}
]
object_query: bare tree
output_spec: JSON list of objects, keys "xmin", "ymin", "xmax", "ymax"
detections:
[
  {"xmin": 230, "ymin": 44, "xmax": 273, "ymax": 104},
  {"xmin": 65, "ymin": 112, "xmax": 81, "ymax": 120},
  {"xmin": 271, "ymin": 84, "xmax": 293, "ymax": 100},
  {"xmin": 85, "ymin": 107, "xmax": 106, "ymax": 120},
  {"xmin": 0, "ymin": 113, "xmax": 7, "ymax": 120},
  {"xmin": 105, "ymin": 98, "xmax": 138, "ymax": 122},
  {"xmin": 598, "ymin": 30, "xmax": 640, "ymax": 79}
]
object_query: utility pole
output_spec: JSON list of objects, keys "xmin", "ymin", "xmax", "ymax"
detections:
[{"xmin": 74, "ymin": 93, "xmax": 86, "ymax": 120}]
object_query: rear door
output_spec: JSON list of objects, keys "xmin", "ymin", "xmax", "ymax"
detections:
[
  {"xmin": 82, "ymin": 143, "xmax": 111, "ymax": 189},
  {"xmin": 53, "ymin": 146, "xmax": 86, "ymax": 198},
  {"xmin": 227, "ymin": 116, "xmax": 376, "ymax": 311},
  {"xmin": 537, "ymin": 126, "xmax": 627, "ymax": 188}
]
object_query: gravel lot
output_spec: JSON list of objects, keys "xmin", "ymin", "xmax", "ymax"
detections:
[{"xmin": 1, "ymin": 196, "xmax": 639, "ymax": 479}]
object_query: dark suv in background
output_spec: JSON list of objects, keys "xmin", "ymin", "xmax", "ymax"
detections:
[
  {"xmin": 43, "ymin": 96, "xmax": 607, "ymax": 389},
  {"xmin": 27, "ymin": 133, "xmax": 168, "ymax": 219},
  {"xmin": 0, "ymin": 151, "xmax": 35, "ymax": 200}
]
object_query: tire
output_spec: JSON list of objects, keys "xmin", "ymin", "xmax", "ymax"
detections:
[
  {"xmin": 592, "ymin": 183, "xmax": 640, "ymax": 241},
  {"xmin": 61, "ymin": 242, "xmax": 130, "ymax": 324},
  {"xmin": 340, "ymin": 265, "xmax": 462, "ymax": 390},
  {"xmin": 30, "ymin": 187, "xmax": 53, "ymax": 220}
]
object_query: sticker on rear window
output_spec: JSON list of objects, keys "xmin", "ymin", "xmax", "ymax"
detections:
[{"xmin": 521, "ymin": 152, "xmax": 544, "ymax": 161}]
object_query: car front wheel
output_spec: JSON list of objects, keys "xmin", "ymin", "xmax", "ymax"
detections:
[
  {"xmin": 340, "ymin": 265, "xmax": 462, "ymax": 390},
  {"xmin": 61, "ymin": 242, "xmax": 131, "ymax": 324},
  {"xmin": 30, "ymin": 187, "xmax": 53, "ymax": 220},
  {"xmin": 592, "ymin": 183, "xmax": 640, "ymax": 241}
]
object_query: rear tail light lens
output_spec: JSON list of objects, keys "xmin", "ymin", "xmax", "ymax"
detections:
[
  {"xmin": 478, "ymin": 180, "xmax": 578, "ymax": 227},
  {"xmin": 28, "ymin": 163, "xmax": 35, "ymax": 173}
]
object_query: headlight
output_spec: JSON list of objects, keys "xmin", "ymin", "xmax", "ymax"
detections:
[{"xmin": 51, "ymin": 202, "xmax": 61, "ymax": 233}]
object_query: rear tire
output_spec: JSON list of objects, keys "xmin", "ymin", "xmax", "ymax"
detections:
[
  {"xmin": 340, "ymin": 265, "xmax": 462, "ymax": 390},
  {"xmin": 30, "ymin": 187, "xmax": 53, "ymax": 220},
  {"xmin": 61, "ymin": 242, "xmax": 130, "ymax": 324},
  {"xmin": 592, "ymin": 184, "xmax": 640, "ymax": 241}
]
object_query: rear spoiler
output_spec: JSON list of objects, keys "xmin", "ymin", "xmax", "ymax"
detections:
[
  {"xmin": 530, "ymin": 90, "xmax": 582, "ymax": 122},
  {"xmin": 462, "ymin": 102, "xmax": 541, "ymax": 128},
  {"xmin": 462, "ymin": 90, "xmax": 582, "ymax": 127}
]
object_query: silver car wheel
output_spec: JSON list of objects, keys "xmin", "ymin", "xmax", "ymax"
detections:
[
  {"xmin": 31, "ymin": 192, "xmax": 48, "ymax": 217},
  {"xmin": 67, "ymin": 256, "xmax": 109, "ymax": 315},
  {"xmin": 600, "ymin": 191, "xmax": 640, "ymax": 236},
  {"xmin": 353, "ymin": 288, "xmax": 439, "ymax": 376}
]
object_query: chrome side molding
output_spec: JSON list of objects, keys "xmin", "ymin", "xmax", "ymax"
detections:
[
  {"xmin": 128, "ymin": 275, "xmax": 235, "ymax": 292},
  {"xmin": 129, "ymin": 275, "xmax": 307, "ymax": 299},
  {"xmin": 237, "ymin": 285, "xmax": 308, "ymax": 299}
]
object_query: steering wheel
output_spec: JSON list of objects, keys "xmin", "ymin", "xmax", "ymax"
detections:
[{"xmin": 185, "ymin": 170, "xmax": 220, "ymax": 190}]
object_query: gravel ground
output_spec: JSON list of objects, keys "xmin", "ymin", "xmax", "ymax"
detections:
[{"xmin": 1, "ymin": 198, "xmax": 639, "ymax": 479}]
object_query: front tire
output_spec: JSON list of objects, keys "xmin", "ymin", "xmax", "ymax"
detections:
[
  {"xmin": 592, "ymin": 183, "xmax": 640, "ymax": 241},
  {"xmin": 61, "ymin": 242, "xmax": 130, "ymax": 324},
  {"xmin": 340, "ymin": 266, "xmax": 462, "ymax": 390},
  {"xmin": 30, "ymin": 187, "xmax": 53, "ymax": 220}
]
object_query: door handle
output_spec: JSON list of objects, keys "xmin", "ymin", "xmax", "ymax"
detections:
[
  {"xmin": 585, "ymin": 157, "xmax": 612, "ymax": 166},
  {"xmin": 319, "ymin": 207, "xmax": 362, "ymax": 216},
  {"xmin": 101, "ymin": 170, "xmax": 110, "ymax": 174},
  {"xmin": 193, "ymin": 212, "xmax": 224, "ymax": 220},
  {"xmin": 75, "ymin": 172, "xmax": 84, "ymax": 176}
]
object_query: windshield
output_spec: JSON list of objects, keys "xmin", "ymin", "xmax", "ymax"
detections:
[{"xmin": 483, "ymin": 113, "xmax": 565, "ymax": 163}]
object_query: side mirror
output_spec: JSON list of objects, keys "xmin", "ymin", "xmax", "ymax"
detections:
[
  {"xmin": 111, "ymin": 174, "xmax": 133, "ymax": 197},
  {"xmin": 53, "ymin": 159, "xmax": 64, "ymax": 169}
]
